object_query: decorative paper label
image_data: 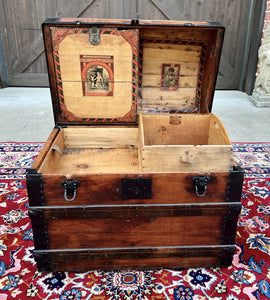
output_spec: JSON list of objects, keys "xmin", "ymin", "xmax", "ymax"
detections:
[
  {"xmin": 80, "ymin": 55, "xmax": 114, "ymax": 96},
  {"xmin": 161, "ymin": 63, "xmax": 180, "ymax": 91}
]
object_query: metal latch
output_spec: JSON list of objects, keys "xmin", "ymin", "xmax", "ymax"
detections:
[
  {"xmin": 192, "ymin": 176, "xmax": 210, "ymax": 197},
  {"xmin": 61, "ymin": 180, "xmax": 80, "ymax": 202},
  {"xmin": 122, "ymin": 178, "xmax": 152, "ymax": 199},
  {"xmin": 89, "ymin": 26, "xmax": 100, "ymax": 45}
]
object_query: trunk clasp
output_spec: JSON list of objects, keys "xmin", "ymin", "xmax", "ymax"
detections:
[
  {"xmin": 61, "ymin": 180, "xmax": 80, "ymax": 202},
  {"xmin": 192, "ymin": 176, "xmax": 210, "ymax": 197}
]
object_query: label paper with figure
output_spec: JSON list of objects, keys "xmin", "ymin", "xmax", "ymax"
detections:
[
  {"xmin": 161, "ymin": 63, "xmax": 180, "ymax": 91},
  {"xmin": 80, "ymin": 55, "xmax": 114, "ymax": 96}
]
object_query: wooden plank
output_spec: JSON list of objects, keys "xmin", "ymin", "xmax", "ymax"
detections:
[
  {"xmin": 142, "ymin": 145, "xmax": 233, "ymax": 172},
  {"xmin": 110, "ymin": 0, "xmax": 124, "ymax": 18},
  {"xmin": 142, "ymin": 74, "xmax": 197, "ymax": 88},
  {"xmin": 40, "ymin": 172, "xmax": 230, "ymax": 206},
  {"xmin": 10, "ymin": 0, "xmax": 95, "ymax": 75},
  {"xmin": 142, "ymin": 61, "xmax": 199, "ymax": 76},
  {"xmin": 150, "ymin": 0, "xmax": 186, "ymax": 20},
  {"xmin": 143, "ymin": 44, "xmax": 201, "ymax": 62},
  {"xmin": 31, "ymin": 128, "xmax": 59, "ymax": 172},
  {"xmin": 141, "ymin": 87, "xmax": 196, "ymax": 100},
  {"xmin": 8, "ymin": 73, "xmax": 49, "ymax": 87},
  {"xmin": 137, "ymin": 0, "xmax": 167, "ymax": 20},
  {"xmin": 80, "ymin": 0, "xmax": 110, "ymax": 18},
  {"xmin": 38, "ymin": 130, "xmax": 65, "ymax": 173},
  {"xmin": 123, "ymin": 0, "xmax": 137, "ymax": 19},
  {"xmin": 54, "ymin": 148, "xmax": 139, "ymax": 174},
  {"xmin": 35, "ymin": 245, "xmax": 235, "ymax": 271},
  {"xmin": 208, "ymin": 114, "xmax": 232, "ymax": 145},
  {"xmin": 142, "ymin": 114, "xmax": 210, "ymax": 145},
  {"xmin": 45, "ymin": 214, "xmax": 225, "ymax": 248},
  {"xmin": 63, "ymin": 127, "xmax": 138, "ymax": 149}
]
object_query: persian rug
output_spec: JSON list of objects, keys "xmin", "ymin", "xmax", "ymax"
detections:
[{"xmin": 0, "ymin": 142, "xmax": 270, "ymax": 300}]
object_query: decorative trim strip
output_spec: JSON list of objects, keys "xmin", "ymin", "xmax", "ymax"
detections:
[
  {"xmin": 34, "ymin": 245, "xmax": 235, "ymax": 271},
  {"xmin": 30, "ymin": 202, "xmax": 241, "ymax": 220}
]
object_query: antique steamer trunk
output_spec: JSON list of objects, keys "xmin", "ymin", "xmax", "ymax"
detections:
[{"xmin": 27, "ymin": 18, "xmax": 244, "ymax": 272}]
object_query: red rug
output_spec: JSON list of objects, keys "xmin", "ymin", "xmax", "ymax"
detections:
[{"xmin": 0, "ymin": 142, "xmax": 270, "ymax": 299}]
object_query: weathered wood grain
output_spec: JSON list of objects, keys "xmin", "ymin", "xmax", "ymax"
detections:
[
  {"xmin": 40, "ymin": 172, "xmax": 229, "ymax": 206},
  {"xmin": 35, "ymin": 245, "xmax": 235, "ymax": 271}
]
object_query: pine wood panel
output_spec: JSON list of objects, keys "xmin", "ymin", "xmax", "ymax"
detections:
[{"xmin": 46, "ymin": 215, "xmax": 224, "ymax": 249}]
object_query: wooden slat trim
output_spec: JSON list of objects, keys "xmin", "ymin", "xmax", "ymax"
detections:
[
  {"xmin": 34, "ymin": 245, "xmax": 235, "ymax": 272},
  {"xmin": 226, "ymin": 165, "xmax": 244, "ymax": 202},
  {"xmin": 8, "ymin": 73, "xmax": 49, "ymax": 87},
  {"xmin": 221, "ymin": 204, "xmax": 242, "ymax": 245},
  {"xmin": 29, "ymin": 202, "xmax": 241, "ymax": 220},
  {"xmin": 30, "ymin": 128, "xmax": 59, "ymax": 172},
  {"xmin": 26, "ymin": 173, "xmax": 44, "ymax": 206},
  {"xmin": 28, "ymin": 209, "xmax": 49, "ymax": 250},
  {"xmin": 35, "ymin": 245, "xmax": 235, "ymax": 260}
]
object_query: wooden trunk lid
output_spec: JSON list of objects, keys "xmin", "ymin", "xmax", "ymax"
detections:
[{"xmin": 43, "ymin": 18, "xmax": 224, "ymax": 126}]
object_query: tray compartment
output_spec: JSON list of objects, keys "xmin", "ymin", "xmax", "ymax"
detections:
[
  {"xmin": 38, "ymin": 127, "xmax": 139, "ymax": 174},
  {"xmin": 139, "ymin": 113, "xmax": 233, "ymax": 172}
]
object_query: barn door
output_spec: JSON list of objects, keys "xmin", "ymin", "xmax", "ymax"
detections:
[{"xmin": 0, "ymin": 0, "xmax": 263, "ymax": 90}]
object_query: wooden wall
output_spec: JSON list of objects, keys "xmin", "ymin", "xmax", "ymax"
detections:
[{"xmin": 0, "ymin": 0, "xmax": 264, "ymax": 90}]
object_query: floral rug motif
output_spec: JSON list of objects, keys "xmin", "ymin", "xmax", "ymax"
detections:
[{"xmin": 0, "ymin": 142, "xmax": 270, "ymax": 300}]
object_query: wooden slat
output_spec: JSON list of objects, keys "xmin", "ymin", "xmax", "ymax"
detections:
[
  {"xmin": 142, "ymin": 145, "xmax": 233, "ymax": 172},
  {"xmin": 38, "ymin": 130, "xmax": 65, "ymax": 173},
  {"xmin": 46, "ymin": 214, "xmax": 224, "ymax": 248},
  {"xmin": 150, "ymin": 0, "xmax": 186, "ymax": 20},
  {"xmin": 28, "ymin": 203, "xmax": 240, "ymax": 249},
  {"xmin": 31, "ymin": 128, "xmax": 59, "ymax": 172},
  {"xmin": 142, "ymin": 114, "xmax": 210, "ymax": 145},
  {"xmin": 110, "ymin": 0, "xmax": 124, "ymax": 18},
  {"xmin": 55, "ymin": 148, "xmax": 139, "ymax": 174},
  {"xmin": 31, "ymin": 202, "xmax": 239, "ymax": 219},
  {"xmin": 80, "ymin": 0, "xmax": 110, "ymax": 18},
  {"xmin": 10, "ymin": 0, "xmax": 95, "ymax": 75},
  {"xmin": 63, "ymin": 127, "xmax": 138, "ymax": 149},
  {"xmin": 35, "ymin": 245, "xmax": 235, "ymax": 271},
  {"xmin": 40, "ymin": 172, "xmax": 230, "ymax": 206},
  {"xmin": 8, "ymin": 73, "xmax": 49, "ymax": 87},
  {"xmin": 208, "ymin": 114, "xmax": 232, "ymax": 145}
]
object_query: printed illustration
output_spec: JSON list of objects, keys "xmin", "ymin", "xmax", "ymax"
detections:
[
  {"xmin": 161, "ymin": 64, "xmax": 180, "ymax": 90},
  {"xmin": 80, "ymin": 55, "xmax": 114, "ymax": 96}
]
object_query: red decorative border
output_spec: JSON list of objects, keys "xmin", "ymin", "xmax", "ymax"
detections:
[
  {"xmin": 51, "ymin": 28, "xmax": 138, "ymax": 124},
  {"xmin": 138, "ymin": 40, "xmax": 207, "ymax": 114}
]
